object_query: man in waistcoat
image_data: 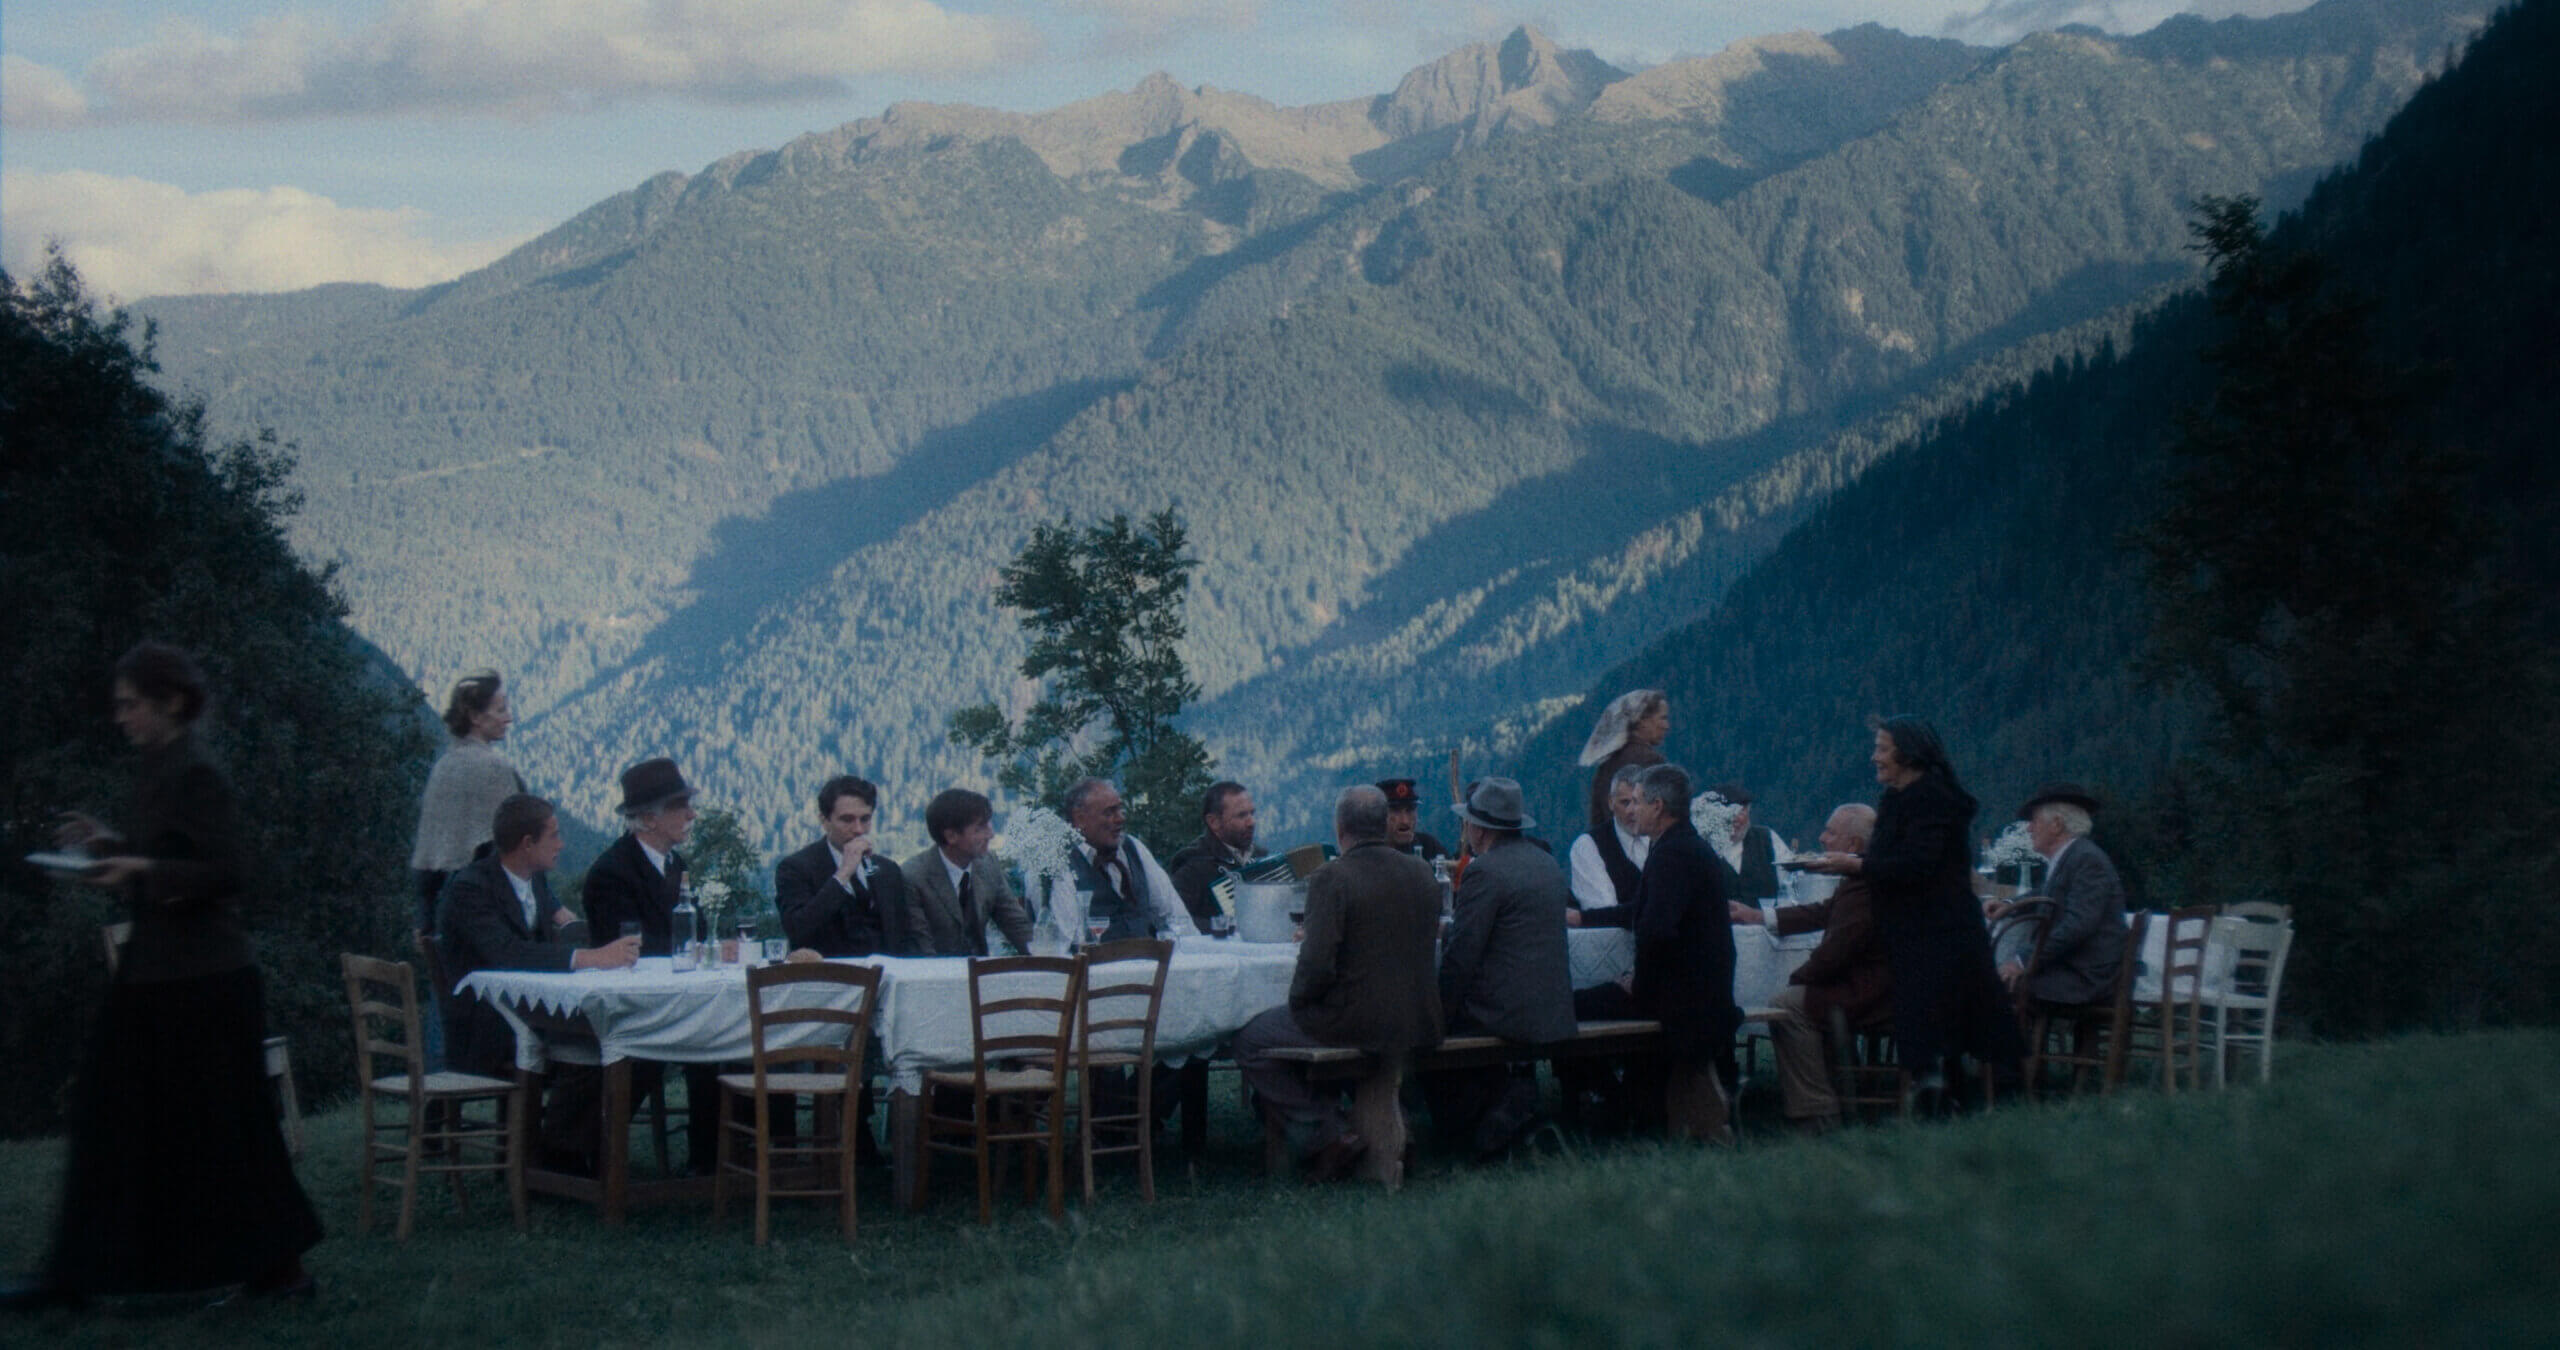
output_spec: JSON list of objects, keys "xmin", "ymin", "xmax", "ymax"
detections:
[
  {"xmin": 1706, "ymin": 783, "xmax": 1794, "ymax": 905},
  {"xmin": 1566, "ymin": 763, "xmax": 1652, "ymax": 925}
]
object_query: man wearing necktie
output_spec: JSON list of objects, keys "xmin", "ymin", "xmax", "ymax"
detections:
[
  {"xmin": 1057, "ymin": 778, "xmax": 1198, "ymax": 942},
  {"xmin": 901, "ymin": 788, "xmax": 1035, "ymax": 955},
  {"xmin": 775, "ymin": 775, "xmax": 915, "ymax": 957}
]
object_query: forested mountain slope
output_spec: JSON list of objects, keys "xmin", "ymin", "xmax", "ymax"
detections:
[
  {"xmin": 1515, "ymin": 0, "xmax": 2560, "ymax": 971},
  {"xmin": 138, "ymin": 0, "xmax": 2494, "ymax": 852}
]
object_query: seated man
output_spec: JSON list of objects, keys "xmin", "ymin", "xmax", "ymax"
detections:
[
  {"xmin": 1566, "ymin": 763, "xmax": 1652, "ymax": 926},
  {"xmin": 775, "ymin": 775, "xmax": 914, "ymax": 957},
  {"xmin": 1235, "ymin": 786, "xmax": 1444, "ymax": 1180},
  {"xmin": 1727, "ymin": 803, "xmax": 1888, "ymax": 1130},
  {"xmin": 1163, "ymin": 780, "xmax": 1265, "ymax": 932},
  {"xmin": 1705, "ymin": 783, "xmax": 1794, "ymax": 905},
  {"xmin": 1426, "ymin": 778, "xmax": 1576, "ymax": 1159},
  {"xmin": 1056, "ymin": 778, "xmax": 1197, "ymax": 941},
  {"xmin": 1989, "ymin": 784, "xmax": 2128, "ymax": 1005},
  {"xmin": 900, "ymin": 788, "xmax": 1034, "ymax": 956},
  {"xmin": 1378, "ymin": 778, "xmax": 1451, "ymax": 862},
  {"xmin": 437, "ymin": 793, "xmax": 639, "ymax": 1167}
]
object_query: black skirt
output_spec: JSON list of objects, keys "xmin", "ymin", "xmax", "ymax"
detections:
[{"xmin": 46, "ymin": 964, "xmax": 322, "ymax": 1295}]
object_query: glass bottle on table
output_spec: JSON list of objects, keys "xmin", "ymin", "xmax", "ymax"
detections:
[{"xmin": 671, "ymin": 887, "xmax": 700, "ymax": 972}]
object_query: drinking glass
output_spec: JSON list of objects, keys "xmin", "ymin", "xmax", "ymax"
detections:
[
  {"xmin": 762, "ymin": 937, "xmax": 787, "ymax": 965},
  {"xmin": 1085, "ymin": 915, "xmax": 1112, "ymax": 951},
  {"xmin": 1210, "ymin": 912, "xmax": 1234, "ymax": 939}
]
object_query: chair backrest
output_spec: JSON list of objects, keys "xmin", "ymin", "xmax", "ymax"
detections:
[
  {"xmin": 1997, "ymin": 897, "xmax": 2059, "ymax": 1024},
  {"xmin": 2222, "ymin": 900, "xmax": 2294, "ymax": 924},
  {"xmin": 2215, "ymin": 915, "xmax": 2295, "ymax": 1002},
  {"xmin": 2109, "ymin": 911, "xmax": 2153, "ymax": 1021},
  {"xmin": 101, "ymin": 921, "xmax": 132, "ymax": 976},
  {"xmin": 2158, "ymin": 905, "xmax": 2215, "ymax": 1015},
  {"xmin": 742, "ymin": 960, "xmax": 882, "ymax": 1090},
  {"xmin": 1078, "ymin": 939, "xmax": 1173, "ymax": 1065},
  {"xmin": 413, "ymin": 929, "xmax": 456, "ymax": 1005},
  {"xmin": 963, "ymin": 955, "xmax": 1084, "ymax": 1087},
  {"xmin": 342, "ymin": 953, "xmax": 426, "ymax": 1086}
]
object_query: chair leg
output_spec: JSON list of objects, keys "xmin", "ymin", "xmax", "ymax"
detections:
[
  {"xmin": 508, "ymin": 1079, "xmax": 530, "ymax": 1232},
  {"xmin": 837, "ymin": 1090, "xmax": 859, "ymax": 1242},
  {"xmin": 397, "ymin": 1096, "xmax": 423, "ymax": 1243},
  {"xmin": 357, "ymin": 1091, "xmax": 378, "ymax": 1235},
  {"xmin": 1135, "ymin": 1069, "xmax": 1157, "ymax": 1204},
  {"xmin": 753, "ymin": 1089, "xmax": 773, "ymax": 1249},
  {"xmin": 1079, "ymin": 1068, "xmax": 1099, "ymax": 1204},
  {"xmin": 974, "ymin": 1095, "xmax": 996, "ymax": 1226},
  {"xmin": 713, "ymin": 1083, "xmax": 735, "ymax": 1228},
  {"xmin": 1044, "ymin": 1091, "xmax": 1068, "ymax": 1221}
]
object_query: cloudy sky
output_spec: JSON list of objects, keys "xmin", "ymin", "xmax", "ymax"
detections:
[{"xmin": 2, "ymin": 0, "xmax": 2305, "ymax": 300}]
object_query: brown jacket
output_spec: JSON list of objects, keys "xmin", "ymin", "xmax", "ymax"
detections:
[
  {"xmin": 1289, "ymin": 840, "xmax": 1444, "ymax": 1057},
  {"xmin": 1778, "ymin": 876, "xmax": 1893, "ymax": 1030}
]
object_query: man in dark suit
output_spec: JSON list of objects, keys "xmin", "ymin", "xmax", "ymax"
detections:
[
  {"xmin": 1730, "ymin": 803, "xmax": 1890, "ymax": 1130},
  {"xmin": 1425, "ymin": 778, "xmax": 1576, "ymax": 1159},
  {"xmin": 1164, "ymin": 780, "xmax": 1264, "ymax": 931},
  {"xmin": 1989, "ymin": 784, "xmax": 2128, "ymax": 1005},
  {"xmin": 1628, "ymin": 763, "xmax": 1738, "ymax": 1142},
  {"xmin": 899, "ymin": 788, "xmax": 1033, "ymax": 956},
  {"xmin": 579, "ymin": 756, "xmax": 727, "ymax": 1173},
  {"xmin": 436, "ymin": 794, "xmax": 639, "ymax": 1079},
  {"xmin": 1235, "ymin": 786, "xmax": 1444, "ymax": 1180},
  {"xmin": 774, "ymin": 775, "xmax": 915, "ymax": 956}
]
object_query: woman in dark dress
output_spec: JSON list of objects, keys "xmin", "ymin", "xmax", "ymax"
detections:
[
  {"xmin": 1799, "ymin": 716, "xmax": 2019, "ymax": 1108},
  {"xmin": 12, "ymin": 643, "xmax": 321, "ymax": 1308}
]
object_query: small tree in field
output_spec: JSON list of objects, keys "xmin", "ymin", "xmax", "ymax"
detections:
[{"xmin": 948, "ymin": 509, "xmax": 1214, "ymax": 848}]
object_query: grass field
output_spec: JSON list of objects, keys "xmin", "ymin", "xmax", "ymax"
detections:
[{"xmin": 3, "ymin": 1031, "xmax": 2556, "ymax": 1348}]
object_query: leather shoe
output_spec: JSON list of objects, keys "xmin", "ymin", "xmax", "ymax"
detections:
[{"xmin": 1306, "ymin": 1131, "xmax": 1369, "ymax": 1183}]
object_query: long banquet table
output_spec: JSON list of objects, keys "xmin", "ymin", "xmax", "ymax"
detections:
[{"xmin": 460, "ymin": 922, "xmax": 1815, "ymax": 1220}]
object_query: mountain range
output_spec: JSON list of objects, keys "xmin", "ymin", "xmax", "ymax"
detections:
[{"xmin": 137, "ymin": 0, "xmax": 2498, "ymax": 861}]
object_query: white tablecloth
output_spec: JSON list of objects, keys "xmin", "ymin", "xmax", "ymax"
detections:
[
  {"xmin": 868, "ymin": 942, "xmax": 1297, "ymax": 1092},
  {"xmin": 461, "ymin": 941, "xmax": 1301, "ymax": 1094},
  {"xmin": 1564, "ymin": 924, "xmax": 1814, "ymax": 1011}
]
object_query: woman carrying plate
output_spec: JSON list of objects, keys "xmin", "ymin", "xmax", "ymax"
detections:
[{"xmin": 7, "ymin": 642, "xmax": 320, "ymax": 1309}]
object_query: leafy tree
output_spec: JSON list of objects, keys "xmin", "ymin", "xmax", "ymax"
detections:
[
  {"xmin": 949, "ymin": 510, "xmax": 1214, "ymax": 847},
  {"xmin": 684, "ymin": 806, "xmax": 768, "ymax": 933},
  {"xmin": 0, "ymin": 252, "xmax": 432, "ymax": 1134}
]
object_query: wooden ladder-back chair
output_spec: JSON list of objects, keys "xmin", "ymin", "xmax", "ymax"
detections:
[
  {"xmin": 1826, "ymin": 1008, "xmax": 1910, "ymax": 1122},
  {"xmin": 920, "ymin": 955, "xmax": 1086, "ymax": 1223},
  {"xmin": 2221, "ymin": 900, "xmax": 2294, "ymax": 924},
  {"xmin": 2201, "ymin": 914, "xmax": 2294, "ymax": 1087},
  {"xmin": 1075, "ymin": 939, "xmax": 1173, "ymax": 1203},
  {"xmin": 713, "ymin": 961, "xmax": 882, "ymax": 1245},
  {"xmin": 2021, "ymin": 911, "xmax": 2149, "ymax": 1096},
  {"xmin": 2132, "ymin": 907, "xmax": 2216, "ymax": 1092},
  {"xmin": 341, "ymin": 953, "xmax": 527, "ymax": 1240},
  {"xmin": 106, "ymin": 922, "xmax": 302, "ymax": 1157}
]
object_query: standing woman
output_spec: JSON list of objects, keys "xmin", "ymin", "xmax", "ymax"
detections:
[
  {"xmin": 1799, "ymin": 716, "xmax": 2018, "ymax": 1109},
  {"xmin": 1578, "ymin": 689, "xmax": 1670, "ymax": 835},
  {"xmin": 408, "ymin": 670, "xmax": 523, "ymax": 934},
  {"xmin": 15, "ymin": 642, "xmax": 321, "ymax": 1306}
]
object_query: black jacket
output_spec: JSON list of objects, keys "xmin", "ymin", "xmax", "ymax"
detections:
[
  {"xmin": 775, "ymin": 838, "xmax": 906, "ymax": 957},
  {"xmin": 1632, "ymin": 820, "xmax": 1739, "ymax": 1062},
  {"xmin": 582, "ymin": 833, "xmax": 686, "ymax": 957},
  {"xmin": 436, "ymin": 853, "xmax": 586, "ymax": 1077}
]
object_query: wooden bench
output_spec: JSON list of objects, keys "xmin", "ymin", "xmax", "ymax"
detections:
[{"xmin": 1255, "ymin": 1020, "xmax": 1665, "ymax": 1180}]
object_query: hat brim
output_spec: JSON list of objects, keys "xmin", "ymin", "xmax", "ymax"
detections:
[
  {"xmin": 2018, "ymin": 791, "xmax": 2100, "ymax": 820},
  {"xmin": 1452, "ymin": 805, "xmax": 1535, "ymax": 833}
]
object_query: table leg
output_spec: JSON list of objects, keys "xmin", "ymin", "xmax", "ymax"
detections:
[
  {"xmin": 890, "ymin": 1087, "xmax": 923, "ymax": 1212},
  {"xmin": 603, "ymin": 1059, "xmax": 632, "ymax": 1226}
]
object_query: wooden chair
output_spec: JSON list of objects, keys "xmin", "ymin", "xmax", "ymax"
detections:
[
  {"xmin": 920, "ymin": 955, "xmax": 1085, "ymax": 1223},
  {"xmin": 2221, "ymin": 900, "xmax": 2294, "ymax": 924},
  {"xmin": 107, "ymin": 922, "xmax": 302, "ymax": 1157},
  {"xmin": 2200, "ymin": 914, "xmax": 2293, "ymax": 1087},
  {"xmin": 1826, "ymin": 1008, "xmax": 1910, "ymax": 1122},
  {"xmin": 2021, "ymin": 911, "xmax": 2149, "ymax": 1096},
  {"xmin": 341, "ymin": 953, "xmax": 527, "ymax": 1240},
  {"xmin": 2130, "ymin": 907, "xmax": 2215, "ymax": 1092},
  {"xmin": 1074, "ymin": 938, "xmax": 1173, "ymax": 1203},
  {"xmin": 713, "ymin": 961, "xmax": 882, "ymax": 1245}
]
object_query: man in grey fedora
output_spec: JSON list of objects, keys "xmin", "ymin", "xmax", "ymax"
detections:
[
  {"xmin": 1988, "ymin": 783, "xmax": 2128, "ymax": 1005},
  {"xmin": 1425, "ymin": 778, "xmax": 1575, "ymax": 1159}
]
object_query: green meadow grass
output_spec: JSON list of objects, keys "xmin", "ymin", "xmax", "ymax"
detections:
[{"xmin": 4, "ymin": 1032, "xmax": 2556, "ymax": 1347}]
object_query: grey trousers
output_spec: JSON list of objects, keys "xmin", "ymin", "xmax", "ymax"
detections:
[{"xmin": 1234, "ymin": 1006, "xmax": 1348, "ymax": 1149}]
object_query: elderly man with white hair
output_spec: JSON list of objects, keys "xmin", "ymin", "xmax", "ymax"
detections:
[{"xmin": 1985, "ymin": 784, "xmax": 2128, "ymax": 1004}]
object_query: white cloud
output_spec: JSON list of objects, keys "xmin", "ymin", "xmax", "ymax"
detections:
[
  {"xmin": 1939, "ymin": 0, "xmax": 2314, "ymax": 47},
  {"xmin": 51, "ymin": 0, "xmax": 1048, "ymax": 125},
  {"xmin": 3, "ymin": 54, "xmax": 91, "ymax": 128},
  {"xmin": 1070, "ymin": 0, "xmax": 1259, "ymax": 52},
  {"xmin": 2, "ymin": 170, "xmax": 525, "ymax": 299}
]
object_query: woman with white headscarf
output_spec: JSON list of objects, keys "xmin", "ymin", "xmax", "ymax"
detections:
[{"xmin": 1578, "ymin": 689, "xmax": 1669, "ymax": 834}]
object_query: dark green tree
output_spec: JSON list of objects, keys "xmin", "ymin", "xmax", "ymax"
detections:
[
  {"xmin": 2137, "ymin": 196, "xmax": 2560, "ymax": 1028},
  {"xmin": 948, "ymin": 509, "xmax": 1214, "ymax": 847},
  {"xmin": 0, "ymin": 252, "xmax": 433, "ymax": 1133}
]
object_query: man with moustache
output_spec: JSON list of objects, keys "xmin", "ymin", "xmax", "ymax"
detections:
[{"xmin": 1164, "ymin": 780, "xmax": 1266, "ymax": 932}]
